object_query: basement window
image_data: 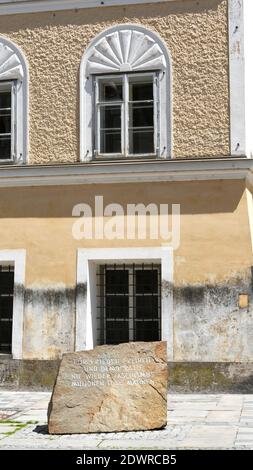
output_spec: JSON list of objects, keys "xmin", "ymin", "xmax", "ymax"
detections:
[
  {"xmin": 0, "ymin": 265, "xmax": 14, "ymax": 354},
  {"xmin": 97, "ymin": 263, "xmax": 161, "ymax": 345}
]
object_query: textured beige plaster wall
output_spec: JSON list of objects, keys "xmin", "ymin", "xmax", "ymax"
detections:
[{"xmin": 0, "ymin": 0, "xmax": 229, "ymax": 164}]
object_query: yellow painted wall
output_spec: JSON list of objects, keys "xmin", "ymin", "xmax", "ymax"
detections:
[
  {"xmin": 0, "ymin": 0, "xmax": 229, "ymax": 163},
  {"xmin": 0, "ymin": 179, "xmax": 251, "ymax": 287},
  {"xmin": 0, "ymin": 179, "xmax": 252, "ymax": 360}
]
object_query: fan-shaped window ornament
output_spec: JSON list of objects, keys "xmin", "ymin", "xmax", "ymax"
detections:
[
  {"xmin": 80, "ymin": 24, "xmax": 172, "ymax": 162},
  {"xmin": 0, "ymin": 36, "xmax": 28, "ymax": 163}
]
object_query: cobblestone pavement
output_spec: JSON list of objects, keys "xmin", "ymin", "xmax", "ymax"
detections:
[{"xmin": 0, "ymin": 391, "xmax": 253, "ymax": 449}]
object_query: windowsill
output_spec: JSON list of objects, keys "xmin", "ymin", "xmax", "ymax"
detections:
[
  {"xmin": 92, "ymin": 155, "xmax": 160, "ymax": 162},
  {"xmin": 0, "ymin": 353, "xmax": 13, "ymax": 358},
  {"xmin": 0, "ymin": 160, "xmax": 15, "ymax": 164}
]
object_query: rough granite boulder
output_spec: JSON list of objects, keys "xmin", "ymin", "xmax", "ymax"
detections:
[{"xmin": 48, "ymin": 341, "xmax": 168, "ymax": 434}]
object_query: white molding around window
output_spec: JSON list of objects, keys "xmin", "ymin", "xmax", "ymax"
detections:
[
  {"xmin": 0, "ymin": 1, "xmax": 180, "ymax": 16},
  {"xmin": 80, "ymin": 24, "xmax": 172, "ymax": 162},
  {"xmin": 228, "ymin": 0, "xmax": 246, "ymax": 156},
  {"xmin": 0, "ymin": 249, "xmax": 26, "ymax": 359},
  {"xmin": 76, "ymin": 246, "xmax": 174, "ymax": 360},
  {"xmin": 0, "ymin": 36, "xmax": 29, "ymax": 164}
]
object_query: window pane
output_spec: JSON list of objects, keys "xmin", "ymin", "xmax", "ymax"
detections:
[
  {"xmin": 100, "ymin": 105, "xmax": 121, "ymax": 154},
  {"xmin": 134, "ymin": 321, "xmax": 160, "ymax": 342},
  {"xmin": 136, "ymin": 297, "xmax": 158, "ymax": 319},
  {"xmin": 105, "ymin": 320, "xmax": 129, "ymax": 344},
  {"xmin": 0, "ymin": 269, "xmax": 14, "ymax": 354},
  {"xmin": 0, "ymin": 111, "xmax": 11, "ymax": 134},
  {"xmin": 106, "ymin": 296, "xmax": 129, "ymax": 319},
  {"xmin": 0, "ymin": 92, "xmax": 11, "ymax": 109},
  {"xmin": 99, "ymin": 79, "xmax": 123, "ymax": 102},
  {"xmin": 129, "ymin": 81, "xmax": 153, "ymax": 101},
  {"xmin": 0, "ymin": 271, "xmax": 14, "ymax": 294},
  {"xmin": 136, "ymin": 270, "xmax": 158, "ymax": 294},
  {"xmin": 129, "ymin": 129, "xmax": 154, "ymax": 154},
  {"xmin": 100, "ymin": 130, "xmax": 121, "ymax": 153},
  {"xmin": 129, "ymin": 103, "xmax": 153, "ymax": 128},
  {"xmin": 106, "ymin": 270, "xmax": 128, "ymax": 294},
  {"xmin": 0, "ymin": 90, "xmax": 12, "ymax": 160},
  {"xmin": 100, "ymin": 106, "xmax": 121, "ymax": 129},
  {"xmin": 0, "ymin": 136, "xmax": 11, "ymax": 160}
]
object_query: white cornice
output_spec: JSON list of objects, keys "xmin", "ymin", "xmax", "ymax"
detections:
[
  {"xmin": 0, "ymin": 158, "xmax": 252, "ymax": 188},
  {"xmin": 0, "ymin": 0, "xmax": 176, "ymax": 16}
]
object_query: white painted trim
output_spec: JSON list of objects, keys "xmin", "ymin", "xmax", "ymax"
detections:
[
  {"xmin": 0, "ymin": 157, "xmax": 251, "ymax": 187},
  {"xmin": 76, "ymin": 246, "xmax": 174, "ymax": 360},
  {"xmin": 243, "ymin": 0, "xmax": 253, "ymax": 158},
  {"xmin": 0, "ymin": 249, "xmax": 26, "ymax": 359},
  {"xmin": 80, "ymin": 24, "xmax": 172, "ymax": 161},
  {"xmin": 0, "ymin": 36, "xmax": 29, "ymax": 164},
  {"xmin": 0, "ymin": 1, "xmax": 180, "ymax": 15},
  {"xmin": 246, "ymin": 189, "xmax": 253, "ymax": 254},
  {"xmin": 228, "ymin": 0, "xmax": 246, "ymax": 156}
]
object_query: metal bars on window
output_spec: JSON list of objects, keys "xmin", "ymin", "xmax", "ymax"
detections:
[
  {"xmin": 94, "ymin": 72, "xmax": 160, "ymax": 158},
  {"xmin": 96, "ymin": 263, "xmax": 161, "ymax": 346},
  {"xmin": 0, "ymin": 265, "xmax": 14, "ymax": 354}
]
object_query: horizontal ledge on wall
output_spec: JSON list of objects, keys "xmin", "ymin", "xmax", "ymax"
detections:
[
  {"xmin": 0, "ymin": 0, "xmax": 177, "ymax": 15},
  {"xmin": 0, "ymin": 157, "xmax": 252, "ymax": 187}
]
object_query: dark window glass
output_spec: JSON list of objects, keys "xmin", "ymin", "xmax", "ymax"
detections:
[
  {"xmin": 0, "ymin": 269, "xmax": 14, "ymax": 354},
  {"xmin": 0, "ymin": 92, "xmax": 11, "ymax": 109},
  {"xmin": 129, "ymin": 129, "xmax": 154, "ymax": 154},
  {"xmin": 100, "ymin": 80, "xmax": 123, "ymax": 102},
  {"xmin": 135, "ymin": 321, "xmax": 160, "ymax": 342},
  {"xmin": 100, "ymin": 105, "xmax": 121, "ymax": 153},
  {"xmin": 105, "ymin": 320, "xmax": 129, "ymax": 344},
  {"xmin": 105, "ymin": 270, "xmax": 128, "ymax": 294},
  {"xmin": 136, "ymin": 296, "xmax": 158, "ymax": 319},
  {"xmin": 0, "ymin": 90, "xmax": 12, "ymax": 160},
  {"xmin": 128, "ymin": 78, "xmax": 154, "ymax": 155},
  {"xmin": 98, "ymin": 265, "xmax": 161, "ymax": 346},
  {"xmin": 130, "ymin": 82, "xmax": 153, "ymax": 101},
  {"xmin": 135, "ymin": 270, "xmax": 158, "ymax": 294},
  {"xmin": 129, "ymin": 103, "xmax": 154, "ymax": 128},
  {"xmin": 0, "ymin": 137, "xmax": 11, "ymax": 160},
  {"xmin": 106, "ymin": 296, "xmax": 129, "ymax": 319}
]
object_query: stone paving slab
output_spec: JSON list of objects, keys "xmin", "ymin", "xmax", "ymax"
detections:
[{"xmin": 0, "ymin": 391, "xmax": 252, "ymax": 449}]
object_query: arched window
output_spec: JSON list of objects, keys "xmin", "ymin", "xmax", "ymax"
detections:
[
  {"xmin": 80, "ymin": 24, "xmax": 172, "ymax": 162},
  {"xmin": 0, "ymin": 36, "xmax": 28, "ymax": 164}
]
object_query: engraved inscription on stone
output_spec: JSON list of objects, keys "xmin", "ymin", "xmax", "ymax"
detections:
[
  {"xmin": 68, "ymin": 354, "xmax": 155, "ymax": 388},
  {"xmin": 48, "ymin": 341, "xmax": 168, "ymax": 434}
]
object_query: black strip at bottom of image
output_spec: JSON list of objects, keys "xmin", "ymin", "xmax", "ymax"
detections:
[{"xmin": 0, "ymin": 450, "xmax": 251, "ymax": 467}]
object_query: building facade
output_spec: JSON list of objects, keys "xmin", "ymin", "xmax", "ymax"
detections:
[{"xmin": 0, "ymin": 0, "xmax": 253, "ymax": 390}]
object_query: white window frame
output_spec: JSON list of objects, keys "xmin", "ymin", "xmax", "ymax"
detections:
[
  {"xmin": 94, "ymin": 71, "xmax": 160, "ymax": 159},
  {"xmin": 0, "ymin": 249, "xmax": 26, "ymax": 359},
  {"xmin": 80, "ymin": 24, "xmax": 172, "ymax": 162},
  {"xmin": 0, "ymin": 80, "xmax": 17, "ymax": 163},
  {"xmin": 76, "ymin": 246, "xmax": 174, "ymax": 360},
  {"xmin": 0, "ymin": 36, "xmax": 29, "ymax": 164}
]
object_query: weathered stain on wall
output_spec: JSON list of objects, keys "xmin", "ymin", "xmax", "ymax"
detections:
[
  {"xmin": 0, "ymin": 0, "xmax": 229, "ymax": 163},
  {"xmin": 173, "ymin": 273, "xmax": 253, "ymax": 361},
  {"xmin": 23, "ymin": 286, "xmax": 75, "ymax": 359}
]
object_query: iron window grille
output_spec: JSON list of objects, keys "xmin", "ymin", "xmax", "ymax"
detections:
[
  {"xmin": 96, "ymin": 263, "xmax": 161, "ymax": 345},
  {"xmin": 0, "ymin": 265, "xmax": 14, "ymax": 354}
]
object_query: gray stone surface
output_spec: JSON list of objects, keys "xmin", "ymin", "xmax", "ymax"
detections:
[
  {"xmin": 48, "ymin": 342, "xmax": 168, "ymax": 434},
  {"xmin": 0, "ymin": 391, "xmax": 253, "ymax": 449}
]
